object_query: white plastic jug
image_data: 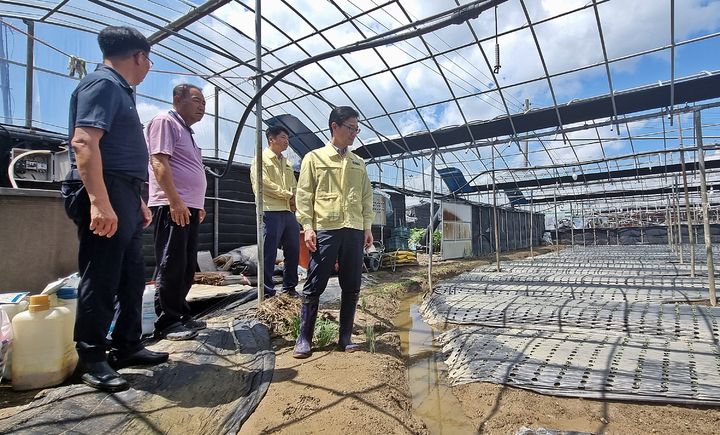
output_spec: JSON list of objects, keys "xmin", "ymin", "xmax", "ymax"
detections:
[
  {"xmin": 11, "ymin": 295, "xmax": 78, "ymax": 391},
  {"xmin": 142, "ymin": 284, "xmax": 158, "ymax": 336}
]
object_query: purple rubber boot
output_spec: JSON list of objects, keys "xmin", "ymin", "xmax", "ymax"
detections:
[{"xmin": 293, "ymin": 302, "xmax": 318, "ymax": 358}]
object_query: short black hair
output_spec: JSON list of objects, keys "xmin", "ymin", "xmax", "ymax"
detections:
[
  {"xmin": 329, "ymin": 106, "xmax": 359, "ymax": 132},
  {"xmin": 173, "ymin": 84, "xmax": 202, "ymax": 100},
  {"xmin": 98, "ymin": 26, "xmax": 150, "ymax": 59},
  {"xmin": 266, "ymin": 125, "xmax": 289, "ymax": 140}
]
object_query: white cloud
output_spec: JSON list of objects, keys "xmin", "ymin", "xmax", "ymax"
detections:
[
  {"xmin": 154, "ymin": 0, "xmax": 720, "ymax": 175},
  {"xmin": 137, "ymin": 101, "xmax": 165, "ymax": 126}
]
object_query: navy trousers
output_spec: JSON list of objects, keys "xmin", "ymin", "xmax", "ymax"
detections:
[
  {"xmin": 302, "ymin": 228, "xmax": 364, "ymax": 304},
  {"xmin": 152, "ymin": 205, "xmax": 200, "ymax": 330},
  {"xmin": 263, "ymin": 211, "xmax": 300, "ymax": 294},
  {"xmin": 64, "ymin": 173, "xmax": 145, "ymax": 363}
]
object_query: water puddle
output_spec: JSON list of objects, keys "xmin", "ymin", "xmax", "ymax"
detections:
[{"xmin": 395, "ymin": 292, "xmax": 477, "ymax": 434}]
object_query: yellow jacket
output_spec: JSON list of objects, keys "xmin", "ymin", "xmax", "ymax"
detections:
[
  {"xmin": 250, "ymin": 148, "xmax": 297, "ymax": 212},
  {"xmin": 296, "ymin": 143, "xmax": 375, "ymax": 231}
]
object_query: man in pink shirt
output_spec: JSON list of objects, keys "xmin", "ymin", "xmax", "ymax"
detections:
[{"xmin": 146, "ymin": 84, "xmax": 207, "ymax": 340}]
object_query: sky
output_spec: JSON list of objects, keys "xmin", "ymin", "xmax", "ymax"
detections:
[{"xmin": 2, "ymin": 0, "xmax": 720, "ymax": 209}]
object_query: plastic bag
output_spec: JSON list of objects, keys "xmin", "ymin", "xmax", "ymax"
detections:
[
  {"xmin": 214, "ymin": 245, "xmax": 284, "ymax": 276},
  {"xmin": 0, "ymin": 310, "xmax": 13, "ymax": 382}
]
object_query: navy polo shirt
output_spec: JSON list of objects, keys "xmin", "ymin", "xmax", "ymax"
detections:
[{"xmin": 68, "ymin": 64, "xmax": 148, "ymax": 181}]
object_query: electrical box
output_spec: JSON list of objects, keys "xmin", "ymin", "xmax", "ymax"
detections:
[{"xmin": 10, "ymin": 148, "xmax": 69, "ymax": 183}]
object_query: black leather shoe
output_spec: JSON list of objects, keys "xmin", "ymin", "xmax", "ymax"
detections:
[
  {"xmin": 108, "ymin": 347, "xmax": 169, "ymax": 370},
  {"xmin": 80, "ymin": 360, "xmax": 129, "ymax": 392}
]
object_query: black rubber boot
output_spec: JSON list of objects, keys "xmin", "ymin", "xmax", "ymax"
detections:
[
  {"xmin": 293, "ymin": 302, "xmax": 319, "ymax": 358},
  {"xmin": 337, "ymin": 293, "xmax": 360, "ymax": 352}
]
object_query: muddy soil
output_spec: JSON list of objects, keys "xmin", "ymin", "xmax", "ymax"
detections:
[
  {"xmin": 242, "ymin": 245, "xmax": 720, "ymax": 434},
  {"xmin": 453, "ymin": 382, "xmax": 720, "ymax": 434},
  {"xmin": 241, "ymin": 248, "xmax": 528, "ymax": 434}
]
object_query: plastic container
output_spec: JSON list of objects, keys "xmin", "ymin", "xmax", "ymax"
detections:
[
  {"xmin": 11, "ymin": 295, "xmax": 78, "ymax": 391},
  {"xmin": 0, "ymin": 310, "xmax": 12, "ymax": 383},
  {"xmin": 56, "ymin": 286, "xmax": 78, "ymax": 348},
  {"xmin": 299, "ymin": 230, "xmax": 310, "ymax": 269},
  {"xmin": 64, "ymin": 273, "xmax": 81, "ymax": 289},
  {"xmin": 142, "ymin": 284, "xmax": 158, "ymax": 336},
  {"xmin": 0, "ymin": 299, "xmax": 29, "ymax": 381},
  {"xmin": 56, "ymin": 286, "xmax": 78, "ymax": 320},
  {"xmin": 391, "ymin": 226, "xmax": 410, "ymax": 239},
  {"xmin": 0, "ymin": 300, "xmax": 29, "ymax": 321}
]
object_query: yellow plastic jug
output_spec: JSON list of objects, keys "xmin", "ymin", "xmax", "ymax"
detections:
[{"xmin": 11, "ymin": 295, "xmax": 78, "ymax": 390}]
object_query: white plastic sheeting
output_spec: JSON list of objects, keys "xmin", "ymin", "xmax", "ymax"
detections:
[
  {"xmin": 425, "ymin": 246, "xmax": 720, "ymax": 405},
  {"xmin": 438, "ymin": 326, "xmax": 720, "ymax": 405}
]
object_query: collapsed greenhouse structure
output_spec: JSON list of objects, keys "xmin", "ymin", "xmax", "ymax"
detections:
[{"xmin": 2, "ymin": 0, "xmax": 720, "ymax": 433}]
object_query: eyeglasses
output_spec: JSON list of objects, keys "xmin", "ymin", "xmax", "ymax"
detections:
[
  {"xmin": 137, "ymin": 51, "xmax": 154, "ymax": 68},
  {"xmin": 342, "ymin": 123, "xmax": 361, "ymax": 134}
]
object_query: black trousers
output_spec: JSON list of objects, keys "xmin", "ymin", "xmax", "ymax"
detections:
[
  {"xmin": 64, "ymin": 173, "xmax": 145, "ymax": 363},
  {"xmin": 302, "ymin": 228, "xmax": 364, "ymax": 304},
  {"xmin": 152, "ymin": 205, "xmax": 200, "ymax": 330},
  {"xmin": 263, "ymin": 211, "xmax": 300, "ymax": 294}
]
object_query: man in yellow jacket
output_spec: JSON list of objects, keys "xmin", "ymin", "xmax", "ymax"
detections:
[
  {"xmin": 293, "ymin": 106, "xmax": 375, "ymax": 358},
  {"xmin": 250, "ymin": 125, "xmax": 300, "ymax": 298}
]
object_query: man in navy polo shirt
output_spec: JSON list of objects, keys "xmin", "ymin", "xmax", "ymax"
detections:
[{"xmin": 63, "ymin": 26, "xmax": 168, "ymax": 392}]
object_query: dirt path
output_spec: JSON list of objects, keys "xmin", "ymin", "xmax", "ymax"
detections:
[
  {"xmin": 241, "ymin": 268, "xmax": 433, "ymax": 434},
  {"xmin": 238, "ymin": 339, "xmax": 424, "ymax": 434}
]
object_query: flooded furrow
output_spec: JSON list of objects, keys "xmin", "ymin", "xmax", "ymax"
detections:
[{"xmin": 395, "ymin": 292, "xmax": 477, "ymax": 434}]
